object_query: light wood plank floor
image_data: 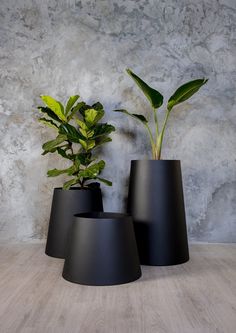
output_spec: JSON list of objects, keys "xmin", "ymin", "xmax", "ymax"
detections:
[{"xmin": 0, "ymin": 243, "xmax": 235, "ymax": 333}]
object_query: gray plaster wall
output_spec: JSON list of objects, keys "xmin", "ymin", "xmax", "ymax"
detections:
[{"xmin": 0, "ymin": 0, "xmax": 236, "ymax": 242}]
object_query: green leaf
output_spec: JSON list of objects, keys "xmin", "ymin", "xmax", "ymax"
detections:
[
  {"xmin": 76, "ymin": 152, "xmax": 92, "ymax": 165},
  {"xmin": 40, "ymin": 96, "xmax": 66, "ymax": 121},
  {"xmin": 39, "ymin": 118, "xmax": 58, "ymax": 129},
  {"xmin": 95, "ymin": 137, "xmax": 112, "ymax": 148},
  {"xmin": 42, "ymin": 134, "xmax": 67, "ymax": 152},
  {"xmin": 97, "ymin": 177, "xmax": 112, "ymax": 186},
  {"xmin": 63, "ymin": 178, "xmax": 78, "ymax": 190},
  {"xmin": 65, "ymin": 95, "xmax": 80, "ymax": 115},
  {"xmin": 79, "ymin": 139, "xmax": 87, "ymax": 150},
  {"xmin": 56, "ymin": 147, "xmax": 70, "ymax": 159},
  {"xmin": 85, "ymin": 108, "xmax": 104, "ymax": 126},
  {"xmin": 114, "ymin": 109, "xmax": 148, "ymax": 124},
  {"xmin": 126, "ymin": 68, "xmax": 163, "ymax": 109},
  {"xmin": 47, "ymin": 166, "xmax": 75, "ymax": 177},
  {"xmin": 92, "ymin": 102, "xmax": 104, "ymax": 110},
  {"xmin": 79, "ymin": 139, "xmax": 95, "ymax": 151},
  {"xmin": 78, "ymin": 104, "xmax": 92, "ymax": 118},
  {"xmin": 79, "ymin": 160, "xmax": 105, "ymax": 179},
  {"xmin": 59, "ymin": 123, "xmax": 84, "ymax": 142},
  {"xmin": 92, "ymin": 123, "xmax": 116, "ymax": 138},
  {"xmin": 38, "ymin": 107, "xmax": 61, "ymax": 123},
  {"xmin": 75, "ymin": 117, "xmax": 88, "ymax": 130},
  {"xmin": 167, "ymin": 78, "xmax": 208, "ymax": 111},
  {"xmin": 79, "ymin": 128, "xmax": 94, "ymax": 139},
  {"xmin": 68, "ymin": 102, "xmax": 86, "ymax": 121}
]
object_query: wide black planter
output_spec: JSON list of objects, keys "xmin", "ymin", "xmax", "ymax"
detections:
[
  {"xmin": 127, "ymin": 160, "xmax": 189, "ymax": 266},
  {"xmin": 62, "ymin": 212, "xmax": 142, "ymax": 286},
  {"xmin": 45, "ymin": 187, "xmax": 103, "ymax": 259}
]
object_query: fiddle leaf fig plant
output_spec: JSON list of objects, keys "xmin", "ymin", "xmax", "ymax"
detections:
[
  {"xmin": 115, "ymin": 69, "xmax": 208, "ymax": 159},
  {"xmin": 38, "ymin": 95, "xmax": 115, "ymax": 189}
]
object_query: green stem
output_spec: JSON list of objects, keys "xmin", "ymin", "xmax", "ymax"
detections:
[
  {"xmin": 144, "ymin": 123, "xmax": 156, "ymax": 159},
  {"xmin": 153, "ymin": 107, "xmax": 159, "ymax": 145},
  {"xmin": 156, "ymin": 109, "xmax": 170, "ymax": 160}
]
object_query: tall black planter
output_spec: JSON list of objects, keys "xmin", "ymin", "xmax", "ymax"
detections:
[
  {"xmin": 62, "ymin": 212, "xmax": 142, "ymax": 286},
  {"xmin": 45, "ymin": 187, "xmax": 103, "ymax": 259},
  {"xmin": 127, "ymin": 160, "xmax": 189, "ymax": 266}
]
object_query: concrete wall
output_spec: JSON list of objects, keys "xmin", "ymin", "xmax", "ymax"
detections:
[{"xmin": 0, "ymin": 0, "xmax": 236, "ymax": 242}]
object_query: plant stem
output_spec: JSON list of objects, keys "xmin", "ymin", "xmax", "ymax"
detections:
[
  {"xmin": 153, "ymin": 107, "xmax": 159, "ymax": 145},
  {"xmin": 156, "ymin": 109, "xmax": 170, "ymax": 160},
  {"xmin": 144, "ymin": 123, "xmax": 156, "ymax": 159}
]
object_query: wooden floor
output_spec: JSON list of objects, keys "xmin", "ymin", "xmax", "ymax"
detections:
[{"xmin": 0, "ymin": 243, "xmax": 235, "ymax": 333}]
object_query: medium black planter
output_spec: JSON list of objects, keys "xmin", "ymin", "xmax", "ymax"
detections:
[
  {"xmin": 45, "ymin": 187, "xmax": 103, "ymax": 259},
  {"xmin": 127, "ymin": 160, "xmax": 189, "ymax": 266},
  {"xmin": 62, "ymin": 212, "xmax": 142, "ymax": 286}
]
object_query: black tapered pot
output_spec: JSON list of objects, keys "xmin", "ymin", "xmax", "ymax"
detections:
[
  {"xmin": 62, "ymin": 212, "xmax": 142, "ymax": 286},
  {"xmin": 127, "ymin": 160, "xmax": 189, "ymax": 266},
  {"xmin": 45, "ymin": 187, "xmax": 103, "ymax": 259}
]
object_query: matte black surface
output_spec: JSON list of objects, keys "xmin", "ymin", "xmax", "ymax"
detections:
[
  {"xmin": 127, "ymin": 160, "xmax": 189, "ymax": 266},
  {"xmin": 45, "ymin": 187, "xmax": 103, "ymax": 259},
  {"xmin": 62, "ymin": 212, "xmax": 142, "ymax": 286}
]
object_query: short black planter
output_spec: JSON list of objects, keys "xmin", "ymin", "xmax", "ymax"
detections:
[
  {"xmin": 62, "ymin": 212, "xmax": 142, "ymax": 286},
  {"xmin": 45, "ymin": 187, "xmax": 103, "ymax": 259},
  {"xmin": 127, "ymin": 160, "xmax": 189, "ymax": 266}
]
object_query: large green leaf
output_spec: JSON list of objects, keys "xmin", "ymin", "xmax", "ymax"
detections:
[
  {"xmin": 95, "ymin": 137, "xmax": 112, "ymax": 148},
  {"xmin": 97, "ymin": 177, "xmax": 112, "ymax": 186},
  {"xmin": 114, "ymin": 109, "xmax": 148, "ymax": 124},
  {"xmin": 59, "ymin": 123, "xmax": 84, "ymax": 142},
  {"xmin": 92, "ymin": 102, "xmax": 104, "ymax": 110},
  {"xmin": 63, "ymin": 178, "xmax": 78, "ymax": 190},
  {"xmin": 92, "ymin": 123, "xmax": 116, "ymax": 138},
  {"xmin": 79, "ymin": 139, "xmax": 95, "ymax": 151},
  {"xmin": 79, "ymin": 160, "xmax": 105, "ymax": 178},
  {"xmin": 84, "ymin": 108, "xmax": 105, "ymax": 126},
  {"xmin": 42, "ymin": 134, "xmax": 67, "ymax": 152},
  {"xmin": 56, "ymin": 147, "xmax": 70, "ymax": 159},
  {"xmin": 65, "ymin": 95, "xmax": 80, "ymax": 115},
  {"xmin": 167, "ymin": 78, "xmax": 208, "ymax": 111},
  {"xmin": 47, "ymin": 166, "xmax": 75, "ymax": 177},
  {"xmin": 39, "ymin": 118, "xmax": 58, "ymax": 130},
  {"xmin": 126, "ymin": 68, "xmax": 163, "ymax": 109},
  {"xmin": 40, "ymin": 96, "xmax": 66, "ymax": 121},
  {"xmin": 77, "ymin": 152, "xmax": 92, "ymax": 166},
  {"xmin": 38, "ymin": 107, "xmax": 61, "ymax": 123}
]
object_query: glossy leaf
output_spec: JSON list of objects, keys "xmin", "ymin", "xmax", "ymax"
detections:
[
  {"xmin": 56, "ymin": 147, "xmax": 70, "ymax": 159},
  {"xmin": 167, "ymin": 78, "xmax": 208, "ymax": 111},
  {"xmin": 42, "ymin": 134, "xmax": 67, "ymax": 152},
  {"xmin": 126, "ymin": 68, "xmax": 163, "ymax": 109},
  {"xmin": 59, "ymin": 123, "xmax": 84, "ymax": 142},
  {"xmin": 65, "ymin": 95, "xmax": 80, "ymax": 115},
  {"xmin": 63, "ymin": 178, "xmax": 78, "ymax": 190},
  {"xmin": 85, "ymin": 108, "xmax": 104, "ymax": 126},
  {"xmin": 92, "ymin": 102, "xmax": 104, "ymax": 110},
  {"xmin": 40, "ymin": 96, "xmax": 66, "ymax": 121},
  {"xmin": 95, "ymin": 137, "xmax": 112, "ymax": 148},
  {"xmin": 114, "ymin": 109, "xmax": 148, "ymax": 124},
  {"xmin": 38, "ymin": 107, "xmax": 61, "ymax": 123},
  {"xmin": 39, "ymin": 118, "xmax": 58, "ymax": 129},
  {"xmin": 68, "ymin": 102, "xmax": 86, "ymax": 121},
  {"xmin": 79, "ymin": 160, "xmax": 105, "ymax": 178},
  {"xmin": 47, "ymin": 166, "xmax": 75, "ymax": 177},
  {"xmin": 92, "ymin": 123, "xmax": 116, "ymax": 138},
  {"xmin": 97, "ymin": 177, "xmax": 112, "ymax": 186}
]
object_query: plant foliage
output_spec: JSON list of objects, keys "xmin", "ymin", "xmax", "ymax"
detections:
[
  {"xmin": 115, "ymin": 69, "xmax": 208, "ymax": 159},
  {"xmin": 38, "ymin": 95, "xmax": 115, "ymax": 189}
]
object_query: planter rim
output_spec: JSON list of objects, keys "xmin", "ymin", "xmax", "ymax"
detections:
[
  {"xmin": 74, "ymin": 212, "xmax": 131, "ymax": 220},
  {"xmin": 131, "ymin": 159, "xmax": 181, "ymax": 162},
  {"xmin": 53, "ymin": 187, "xmax": 101, "ymax": 191}
]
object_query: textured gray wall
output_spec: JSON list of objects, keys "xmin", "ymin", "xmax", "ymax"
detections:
[{"xmin": 0, "ymin": 0, "xmax": 236, "ymax": 242}]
